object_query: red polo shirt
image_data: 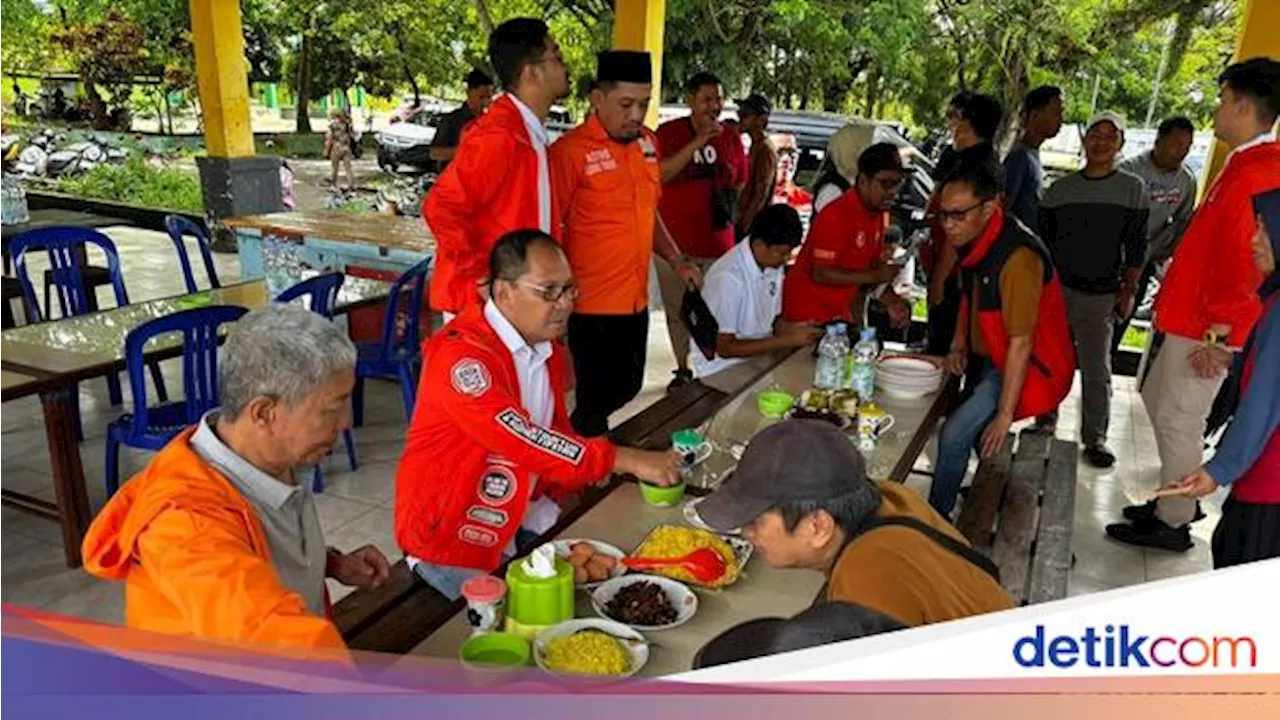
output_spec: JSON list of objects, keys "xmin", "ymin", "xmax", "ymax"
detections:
[
  {"xmin": 782, "ymin": 189, "xmax": 888, "ymax": 323},
  {"xmin": 655, "ymin": 118, "xmax": 747, "ymax": 259}
]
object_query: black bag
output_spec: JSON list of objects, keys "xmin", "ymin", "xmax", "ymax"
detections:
[
  {"xmin": 710, "ymin": 186, "xmax": 740, "ymax": 230},
  {"xmin": 680, "ymin": 288, "xmax": 720, "ymax": 361}
]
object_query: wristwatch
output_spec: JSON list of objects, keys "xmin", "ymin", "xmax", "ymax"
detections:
[{"xmin": 1203, "ymin": 329, "xmax": 1226, "ymax": 347}]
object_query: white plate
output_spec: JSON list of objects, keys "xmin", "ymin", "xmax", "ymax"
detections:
[
  {"xmin": 551, "ymin": 539, "xmax": 627, "ymax": 589},
  {"xmin": 533, "ymin": 618, "xmax": 649, "ymax": 678},
  {"xmin": 682, "ymin": 496, "xmax": 741, "ymax": 535},
  {"xmin": 590, "ymin": 574, "xmax": 698, "ymax": 631}
]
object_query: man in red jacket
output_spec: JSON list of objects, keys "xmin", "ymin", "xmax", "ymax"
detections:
[
  {"xmin": 930, "ymin": 160, "xmax": 1075, "ymax": 518},
  {"xmin": 1107, "ymin": 57, "xmax": 1280, "ymax": 552},
  {"xmin": 423, "ymin": 18, "xmax": 570, "ymax": 320},
  {"xmin": 396, "ymin": 230, "xmax": 681, "ymax": 600},
  {"xmin": 655, "ymin": 71, "xmax": 749, "ymax": 389}
]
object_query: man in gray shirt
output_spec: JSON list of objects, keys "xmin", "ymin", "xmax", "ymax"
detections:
[
  {"xmin": 1003, "ymin": 85, "xmax": 1064, "ymax": 230},
  {"xmin": 1038, "ymin": 112, "xmax": 1149, "ymax": 468},
  {"xmin": 1112, "ymin": 116, "xmax": 1198, "ymax": 352},
  {"xmin": 82, "ymin": 305, "xmax": 391, "ymax": 650}
]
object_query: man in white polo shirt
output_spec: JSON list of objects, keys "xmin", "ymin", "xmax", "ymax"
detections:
[{"xmin": 693, "ymin": 204, "xmax": 823, "ymax": 388}]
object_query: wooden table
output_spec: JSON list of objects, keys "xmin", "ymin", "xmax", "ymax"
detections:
[
  {"xmin": 0, "ymin": 277, "xmax": 395, "ymax": 567},
  {"xmin": 225, "ymin": 211, "xmax": 436, "ymax": 295},
  {"xmin": 388, "ymin": 348, "xmax": 958, "ymax": 674}
]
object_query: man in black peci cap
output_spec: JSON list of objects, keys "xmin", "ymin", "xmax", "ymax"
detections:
[
  {"xmin": 697, "ymin": 420, "xmax": 1013, "ymax": 627},
  {"xmin": 735, "ymin": 93, "xmax": 777, "ymax": 239}
]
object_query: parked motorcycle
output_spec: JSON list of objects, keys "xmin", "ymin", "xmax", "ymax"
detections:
[{"xmin": 373, "ymin": 172, "xmax": 435, "ymax": 216}]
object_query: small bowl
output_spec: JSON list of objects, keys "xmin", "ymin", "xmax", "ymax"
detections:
[
  {"xmin": 533, "ymin": 618, "xmax": 649, "ymax": 679},
  {"xmin": 757, "ymin": 390, "xmax": 795, "ymax": 418},
  {"xmin": 459, "ymin": 631, "xmax": 531, "ymax": 668},
  {"xmin": 591, "ymin": 574, "xmax": 698, "ymax": 631},
  {"xmin": 639, "ymin": 480, "xmax": 687, "ymax": 507},
  {"xmin": 551, "ymin": 538, "xmax": 627, "ymax": 589}
]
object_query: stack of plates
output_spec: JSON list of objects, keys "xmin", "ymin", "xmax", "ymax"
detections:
[{"xmin": 876, "ymin": 354, "xmax": 944, "ymax": 399}]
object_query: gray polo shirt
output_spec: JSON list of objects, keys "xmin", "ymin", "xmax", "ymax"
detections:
[{"xmin": 190, "ymin": 411, "xmax": 328, "ymax": 615}]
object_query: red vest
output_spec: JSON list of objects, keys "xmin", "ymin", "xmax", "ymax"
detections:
[
  {"xmin": 1230, "ymin": 296, "xmax": 1280, "ymax": 504},
  {"xmin": 959, "ymin": 210, "xmax": 1076, "ymax": 420}
]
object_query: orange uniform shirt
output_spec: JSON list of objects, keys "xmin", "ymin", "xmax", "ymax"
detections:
[
  {"xmin": 782, "ymin": 189, "xmax": 888, "ymax": 323},
  {"xmin": 549, "ymin": 114, "xmax": 662, "ymax": 315}
]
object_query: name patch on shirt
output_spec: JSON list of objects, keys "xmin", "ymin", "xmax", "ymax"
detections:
[
  {"xmin": 495, "ymin": 408, "xmax": 585, "ymax": 465},
  {"xmin": 584, "ymin": 147, "xmax": 618, "ymax": 176},
  {"xmin": 458, "ymin": 525, "xmax": 500, "ymax": 548},
  {"xmin": 477, "ymin": 464, "xmax": 517, "ymax": 506},
  {"xmin": 451, "ymin": 358, "xmax": 491, "ymax": 397},
  {"xmin": 466, "ymin": 505, "xmax": 510, "ymax": 528}
]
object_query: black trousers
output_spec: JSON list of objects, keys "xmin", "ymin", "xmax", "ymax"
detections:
[
  {"xmin": 568, "ymin": 311, "xmax": 649, "ymax": 437},
  {"xmin": 1212, "ymin": 496, "xmax": 1280, "ymax": 569}
]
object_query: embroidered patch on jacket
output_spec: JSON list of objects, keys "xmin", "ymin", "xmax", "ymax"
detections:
[
  {"xmin": 458, "ymin": 525, "xmax": 499, "ymax": 548},
  {"xmin": 451, "ymin": 358, "xmax": 491, "ymax": 397},
  {"xmin": 813, "ymin": 248, "xmax": 836, "ymax": 260},
  {"xmin": 477, "ymin": 464, "xmax": 517, "ymax": 506},
  {"xmin": 495, "ymin": 408, "xmax": 585, "ymax": 465},
  {"xmin": 466, "ymin": 505, "xmax": 510, "ymax": 528}
]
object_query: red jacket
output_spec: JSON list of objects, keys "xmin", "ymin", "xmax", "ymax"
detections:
[
  {"xmin": 395, "ymin": 305, "xmax": 616, "ymax": 571},
  {"xmin": 422, "ymin": 95, "xmax": 560, "ymax": 314},
  {"xmin": 1154, "ymin": 141, "xmax": 1280, "ymax": 347},
  {"xmin": 959, "ymin": 208, "xmax": 1076, "ymax": 420}
]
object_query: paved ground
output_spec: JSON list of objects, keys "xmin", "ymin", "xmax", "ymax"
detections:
[{"xmin": 1, "ymin": 228, "xmax": 1220, "ymax": 626}]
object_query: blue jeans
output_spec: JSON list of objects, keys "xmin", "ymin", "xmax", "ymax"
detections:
[
  {"xmin": 412, "ymin": 529, "xmax": 541, "ymax": 601},
  {"xmin": 930, "ymin": 365, "xmax": 1003, "ymax": 518}
]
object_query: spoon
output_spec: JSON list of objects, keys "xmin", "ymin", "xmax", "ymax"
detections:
[{"xmin": 621, "ymin": 548, "xmax": 728, "ymax": 584}]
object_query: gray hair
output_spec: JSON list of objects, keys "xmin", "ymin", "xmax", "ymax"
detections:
[
  {"xmin": 774, "ymin": 482, "xmax": 883, "ymax": 537},
  {"xmin": 219, "ymin": 304, "xmax": 357, "ymax": 418}
]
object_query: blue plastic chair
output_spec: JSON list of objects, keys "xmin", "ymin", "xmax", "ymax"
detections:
[
  {"xmin": 352, "ymin": 257, "xmax": 433, "ymax": 427},
  {"xmin": 105, "ymin": 305, "xmax": 249, "ymax": 496},
  {"xmin": 10, "ymin": 227, "xmax": 169, "ymax": 436},
  {"xmin": 275, "ymin": 272, "xmax": 357, "ymax": 491},
  {"xmin": 164, "ymin": 215, "xmax": 221, "ymax": 293}
]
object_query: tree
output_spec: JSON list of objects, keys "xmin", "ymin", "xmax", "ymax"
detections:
[{"xmin": 55, "ymin": 9, "xmax": 151, "ymax": 129}]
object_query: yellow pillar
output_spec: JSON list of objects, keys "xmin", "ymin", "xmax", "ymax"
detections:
[
  {"xmin": 1201, "ymin": 0, "xmax": 1279, "ymax": 190},
  {"xmin": 189, "ymin": 0, "xmax": 254, "ymax": 158},
  {"xmin": 613, "ymin": 0, "xmax": 666, "ymax": 128}
]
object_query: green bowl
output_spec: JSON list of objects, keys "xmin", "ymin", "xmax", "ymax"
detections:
[
  {"xmin": 639, "ymin": 481, "xmax": 687, "ymax": 507},
  {"xmin": 757, "ymin": 390, "xmax": 795, "ymax": 418},
  {"xmin": 460, "ymin": 632, "xmax": 531, "ymax": 668}
]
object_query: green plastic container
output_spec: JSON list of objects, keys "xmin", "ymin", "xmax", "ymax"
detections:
[
  {"xmin": 459, "ymin": 631, "xmax": 530, "ymax": 668},
  {"xmin": 504, "ymin": 557, "xmax": 575, "ymax": 640}
]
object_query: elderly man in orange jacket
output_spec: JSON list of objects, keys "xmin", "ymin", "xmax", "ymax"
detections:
[
  {"xmin": 397, "ymin": 230, "xmax": 681, "ymax": 600},
  {"xmin": 83, "ymin": 304, "xmax": 391, "ymax": 652},
  {"xmin": 423, "ymin": 17, "xmax": 571, "ymax": 320}
]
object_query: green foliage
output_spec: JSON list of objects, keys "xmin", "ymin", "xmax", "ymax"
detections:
[{"xmin": 57, "ymin": 157, "xmax": 204, "ymax": 214}]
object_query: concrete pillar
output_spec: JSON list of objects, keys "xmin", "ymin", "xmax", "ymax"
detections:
[
  {"xmin": 189, "ymin": 0, "xmax": 281, "ymax": 220},
  {"xmin": 1202, "ymin": 0, "xmax": 1279, "ymax": 190},
  {"xmin": 612, "ymin": 0, "xmax": 666, "ymax": 129}
]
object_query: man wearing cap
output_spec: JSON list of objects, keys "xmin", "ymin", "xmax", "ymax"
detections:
[
  {"xmin": 655, "ymin": 71, "xmax": 749, "ymax": 390},
  {"xmin": 1036, "ymin": 111, "xmax": 1149, "ymax": 468},
  {"xmin": 735, "ymin": 94, "xmax": 777, "ymax": 241},
  {"xmin": 781, "ymin": 142, "xmax": 911, "ymax": 328},
  {"xmin": 549, "ymin": 51, "xmax": 702, "ymax": 437},
  {"xmin": 697, "ymin": 420, "xmax": 1014, "ymax": 627}
]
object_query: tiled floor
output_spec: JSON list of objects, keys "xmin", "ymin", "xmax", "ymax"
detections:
[{"xmin": 1, "ymin": 228, "xmax": 1220, "ymax": 625}]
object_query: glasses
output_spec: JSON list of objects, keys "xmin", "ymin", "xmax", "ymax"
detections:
[
  {"xmin": 516, "ymin": 280, "xmax": 578, "ymax": 303},
  {"xmin": 933, "ymin": 199, "xmax": 990, "ymax": 224}
]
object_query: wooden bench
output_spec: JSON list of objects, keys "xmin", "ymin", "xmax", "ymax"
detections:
[{"xmin": 956, "ymin": 431, "xmax": 1077, "ymax": 606}]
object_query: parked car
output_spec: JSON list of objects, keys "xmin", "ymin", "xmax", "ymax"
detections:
[{"xmin": 377, "ymin": 104, "xmax": 453, "ymax": 171}]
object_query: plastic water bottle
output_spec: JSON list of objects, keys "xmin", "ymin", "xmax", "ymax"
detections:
[
  {"xmin": 814, "ymin": 323, "xmax": 851, "ymax": 390},
  {"xmin": 850, "ymin": 327, "xmax": 879, "ymax": 402}
]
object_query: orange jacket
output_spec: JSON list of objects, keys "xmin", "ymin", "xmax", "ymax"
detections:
[
  {"xmin": 1154, "ymin": 141, "xmax": 1280, "ymax": 347},
  {"xmin": 82, "ymin": 427, "xmax": 346, "ymax": 652},
  {"xmin": 423, "ymin": 95, "xmax": 560, "ymax": 314},
  {"xmin": 549, "ymin": 114, "xmax": 662, "ymax": 314}
]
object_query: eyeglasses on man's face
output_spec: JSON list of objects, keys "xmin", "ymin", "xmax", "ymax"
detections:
[
  {"xmin": 515, "ymin": 280, "xmax": 578, "ymax": 303},
  {"xmin": 933, "ymin": 199, "xmax": 991, "ymax": 224}
]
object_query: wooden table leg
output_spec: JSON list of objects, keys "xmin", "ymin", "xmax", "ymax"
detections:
[{"xmin": 40, "ymin": 388, "xmax": 91, "ymax": 567}]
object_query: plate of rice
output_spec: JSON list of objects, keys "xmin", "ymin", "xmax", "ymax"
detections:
[{"xmin": 533, "ymin": 618, "xmax": 649, "ymax": 678}]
